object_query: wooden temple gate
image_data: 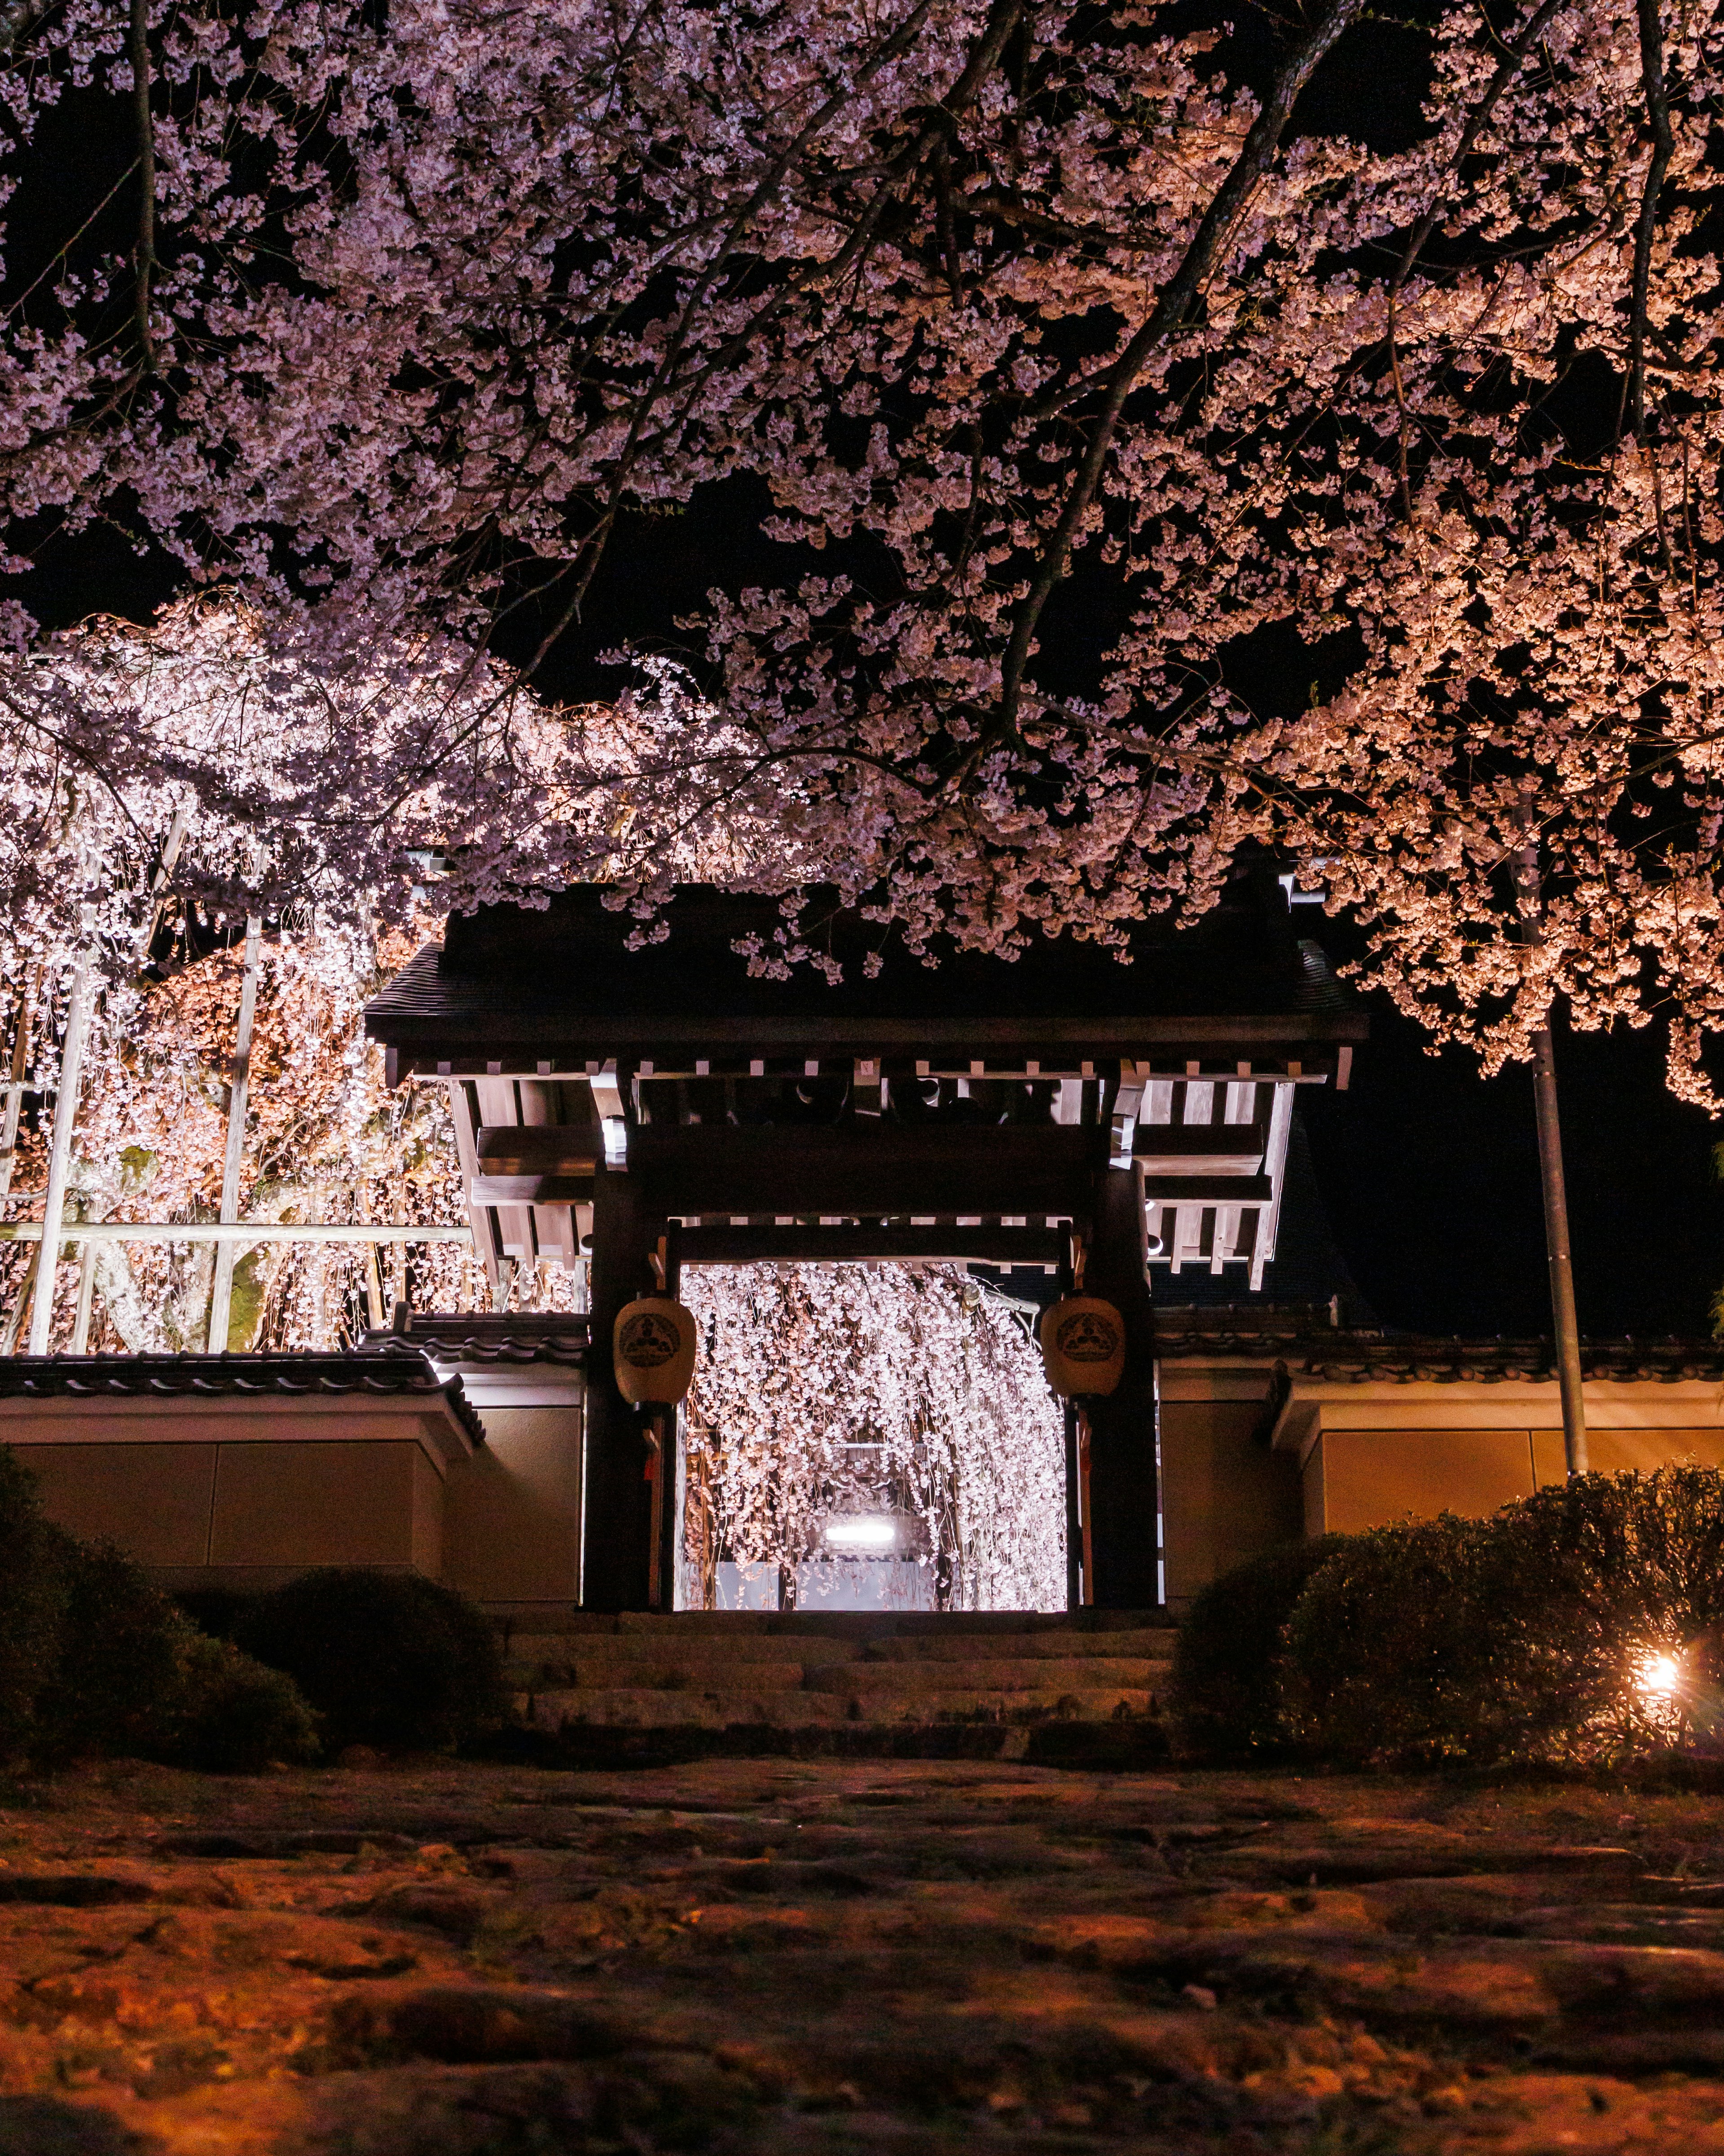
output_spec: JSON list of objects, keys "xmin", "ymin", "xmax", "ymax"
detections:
[{"xmin": 365, "ymin": 879, "xmax": 1364, "ymax": 1613}]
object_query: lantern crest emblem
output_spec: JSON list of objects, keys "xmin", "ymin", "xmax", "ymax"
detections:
[
  {"xmin": 613, "ymin": 1294, "xmax": 698, "ymax": 1405},
  {"xmin": 1054, "ymin": 1308, "xmax": 1120, "ymax": 1363},
  {"xmin": 618, "ymin": 1309, "xmax": 683, "ymax": 1369},
  {"xmin": 1038, "ymin": 1292, "xmax": 1126, "ymax": 1398}
]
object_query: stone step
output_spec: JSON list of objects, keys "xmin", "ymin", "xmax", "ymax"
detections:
[
  {"xmin": 506, "ymin": 1653, "xmax": 1169, "ymax": 1694},
  {"xmin": 506, "ymin": 1630, "xmax": 1175, "ymax": 1668},
  {"xmin": 507, "ymin": 1634, "xmax": 869, "ymax": 1668},
  {"xmin": 844, "ymin": 1633, "xmax": 1174, "ymax": 1663},
  {"xmin": 519, "ymin": 1687, "xmax": 1161, "ymax": 1731},
  {"xmin": 508, "ymin": 1658, "xmax": 811, "ymax": 1693},
  {"xmin": 801, "ymin": 1656, "xmax": 1165, "ymax": 1694},
  {"xmin": 496, "ymin": 1609, "xmax": 1170, "ymax": 1636}
]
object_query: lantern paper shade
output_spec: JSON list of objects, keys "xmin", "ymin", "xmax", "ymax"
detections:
[
  {"xmin": 613, "ymin": 1296, "xmax": 698, "ymax": 1405},
  {"xmin": 1038, "ymin": 1295, "xmax": 1126, "ymax": 1399}
]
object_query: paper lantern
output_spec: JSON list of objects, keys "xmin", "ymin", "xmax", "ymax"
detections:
[
  {"xmin": 613, "ymin": 1294, "xmax": 697, "ymax": 1405},
  {"xmin": 1038, "ymin": 1294, "xmax": 1126, "ymax": 1399}
]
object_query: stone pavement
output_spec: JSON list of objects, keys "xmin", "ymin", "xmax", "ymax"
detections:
[{"xmin": 3, "ymin": 1756, "xmax": 1724, "ymax": 2152}]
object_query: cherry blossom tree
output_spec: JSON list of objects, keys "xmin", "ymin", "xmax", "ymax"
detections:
[
  {"xmin": 0, "ymin": 0, "xmax": 1718, "ymax": 1100},
  {"xmin": 0, "ymin": 909, "xmax": 510, "ymax": 1352}
]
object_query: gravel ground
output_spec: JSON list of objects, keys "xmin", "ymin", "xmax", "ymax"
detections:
[{"xmin": 3, "ymin": 1756, "xmax": 1724, "ymax": 2153}]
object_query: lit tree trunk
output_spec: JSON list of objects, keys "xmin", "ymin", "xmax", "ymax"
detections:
[
  {"xmin": 206, "ymin": 912, "xmax": 261, "ymax": 1352},
  {"xmin": 28, "ymin": 956, "xmax": 96, "ymax": 1355}
]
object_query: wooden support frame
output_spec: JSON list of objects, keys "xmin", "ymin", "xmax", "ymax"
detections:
[
  {"xmin": 580, "ymin": 1161, "xmax": 662, "ymax": 1611},
  {"xmin": 1081, "ymin": 1160, "xmax": 1161, "ymax": 1609},
  {"xmin": 677, "ymin": 1223, "xmax": 1065, "ymax": 1266}
]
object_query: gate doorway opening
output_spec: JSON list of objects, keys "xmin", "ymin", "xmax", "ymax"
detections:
[{"xmin": 677, "ymin": 1263, "xmax": 1068, "ymax": 1614}]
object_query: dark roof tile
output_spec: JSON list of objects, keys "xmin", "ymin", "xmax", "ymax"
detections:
[
  {"xmin": 0, "ymin": 1350, "xmax": 485, "ymax": 1443},
  {"xmin": 357, "ymin": 1314, "xmax": 588, "ymax": 1367},
  {"xmin": 1152, "ymin": 1306, "xmax": 1724, "ymax": 1384}
]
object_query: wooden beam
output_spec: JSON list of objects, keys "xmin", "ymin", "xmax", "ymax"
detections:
[
  {"xmin": 678, "ymin": 1224, "xmax": 1065, "ymax": 1265},
  {"xmin": 476, "ymin": 1125, "xmax": 599, "ymax": 1176},
  {"xmin": 629, "ymin": 1124, "xmax": 1097, "ymax": 1218},
  {"xmin": 469, "ymin": 1173, "xmax": 596, "ymax": 1206},
  {"xmin": 581, "ymin": 1161, "xmax": 660, "ymax": 1612},
  {"xmin": 371, "ymin": 1008, "xmax": 1368, "ymax": 1061},
  {"xmin": 1138, "ymin": 1174, "xmax": 1273, "ymax": 1203}
]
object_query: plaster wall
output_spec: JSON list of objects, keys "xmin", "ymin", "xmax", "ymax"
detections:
[
  {"xmin": 1157, "ymin": 1363, "xmax": 1724, "ymax": 1592},
  {"xmin": 12, "ymin": 1442, "xmax": 217, "ymax": 1566},
  {"xmin": 1, "ymin": 1395, "xmax": 468, "ymax": 1590},
  {"xmin": 441, "ymin": 1402, "xmax": 585, "ymax": 1604},
  {"xmin": 1303, "ymin": 1429, "xmax": 1539, "ymax": 1536},
  {"xmin": 1156, "ymin": 1370, "xmax": 1300, "ymax": 1605},
  {"xmin": 1296, "ymin": 1407, "xmax": 1724, "ymax": 1537}
]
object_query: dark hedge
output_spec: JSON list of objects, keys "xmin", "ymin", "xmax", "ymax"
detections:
[
  {"xmin": 1170, "ymin": 1535, "xmax": 1351, "ymax": 1761},
  {"xmin": 1285, "ymin": 1468, "xmax": 1724, "ymax": 1768},
  {"xmin": 234, "ymin": 1567, "xmax": 507, "ymax": 1753}
]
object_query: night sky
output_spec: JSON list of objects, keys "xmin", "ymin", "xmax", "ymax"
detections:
[{"xmin": 1298, "ymin": 981, "xmax": 1724, "ymax": 1345}]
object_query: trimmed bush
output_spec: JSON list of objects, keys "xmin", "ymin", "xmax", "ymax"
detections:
[
  {"xmin": 42, "ymin": 1540, "xmax": 192, "ymax": 1762},
  {"xmin": 159, "ymin": 1632, "xmax": 320, "ymax": 1773},
  {"xmin": 0, "ymin": 1447, "xmax": 72, "ymax": 1760},
  {"xmin": 1281, "ymin": 1515, "xmax": 1504, "ymax": 1765},
  {"xmin": 1482, "ymin": 1466, "xmax": 1724, "ymax": 1764},
  {"xmin": 0, "ymin": 1443, "xmax": 317, "ymax": 1770},
  {"xmin": 172, "ymin": 1587, "xmax": 255, "ymax": 1643},
  {"xmin": 1283, "ymin": 1469, "xmax": 1724, "ymax": 1769},
  {"xmin": 1170, "ymin": 1535, "xmax": 1350, "ymax": 1760},
  {"xmin": 235, "ymin": 1568, "xmax": 506, "ymax": 1753}
]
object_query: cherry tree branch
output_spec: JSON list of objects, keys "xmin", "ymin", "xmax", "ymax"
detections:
[
  {"xmin": 970, "ymin": 0, "xmax": 1372, "ymax": 778},
  {"xmin": 128, "ymin": 0, "xmax": 157, "ymax": 373},
  {"xmin": 1625, "ymin": 0, "xmax": 1675, "ymax": 442}
]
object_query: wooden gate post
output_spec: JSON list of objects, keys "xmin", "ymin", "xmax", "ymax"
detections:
[
  {"xmin": 580, "ymin": 1160, "xmax": 660, "ymax": 1610},
  {"xmin": 1080, "ymin": 1159, "xmax": 1161, "ymax": 1610}
]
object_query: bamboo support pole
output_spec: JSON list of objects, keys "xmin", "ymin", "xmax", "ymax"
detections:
[
  {"xmin": 0, "ymin": 966, "xmax": 38, "ymax": 1200},
  {"xmin": 70, "ymin": 1239, "xmax": 97, "ymax": 1353},
  {"xmin": 28, "ymin": 958, "xmax": 96, "ymax": 1355},
  {"xmin": 0, "ymin": 1244, "xmax": 40, "ymax": 1355},
  {"xmin": 206, "ymin": 912, "xmax": 262, "ymax": 1351},
  {"xmin": 0, "ymin": 1222, "xmax": 472, "ymax": 1246}
]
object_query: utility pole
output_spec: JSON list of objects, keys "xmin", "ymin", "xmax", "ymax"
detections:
[
  {"xmin": 206, "ymin": 909, "xmax": 263, "ymax": 1352},
  {"xmin": 1517, "ymin": 838, "xmax": 1588, "ymax": 1475}
]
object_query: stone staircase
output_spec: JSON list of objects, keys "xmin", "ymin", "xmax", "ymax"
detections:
[{"xmin": 495, "ymin": 1610, "xmax": 1175, "ymax": 1766}]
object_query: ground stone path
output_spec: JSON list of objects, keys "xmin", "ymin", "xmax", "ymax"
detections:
[{"xmin": 4, "ymin": 1758, "xmax": 1724, "ymax": 2152}]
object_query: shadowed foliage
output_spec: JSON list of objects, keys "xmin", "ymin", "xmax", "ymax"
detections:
[
  {"xmin": 235, "ymin": 1567, "xmax": 507, "ymax": 1754},
  {"xmin": 0, "ymin": 1443, "xmax": 317, "ymax": 1770},
  {"xmin": 1170, "ymin": 1534, "xmax": 1350, "ymax": 1761}
]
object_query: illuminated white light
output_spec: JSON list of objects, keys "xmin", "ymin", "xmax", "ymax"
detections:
[
  {"xmin": 824, "ymin": 1516, "xmax": 898, "ymax": 1551},
  {"xmin": 1636, "ymin": 1653, "xmax": 1683, "ymax": 1700}
]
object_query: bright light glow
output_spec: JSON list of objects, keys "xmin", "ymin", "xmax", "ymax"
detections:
[
  {"xmin": 1636, "ymin": 1652, "xmax": 1683, "ymax": 1700},
  {"xmin": 824, "ymin": 1515, "xmax": 898, "ymax": 1551}
]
